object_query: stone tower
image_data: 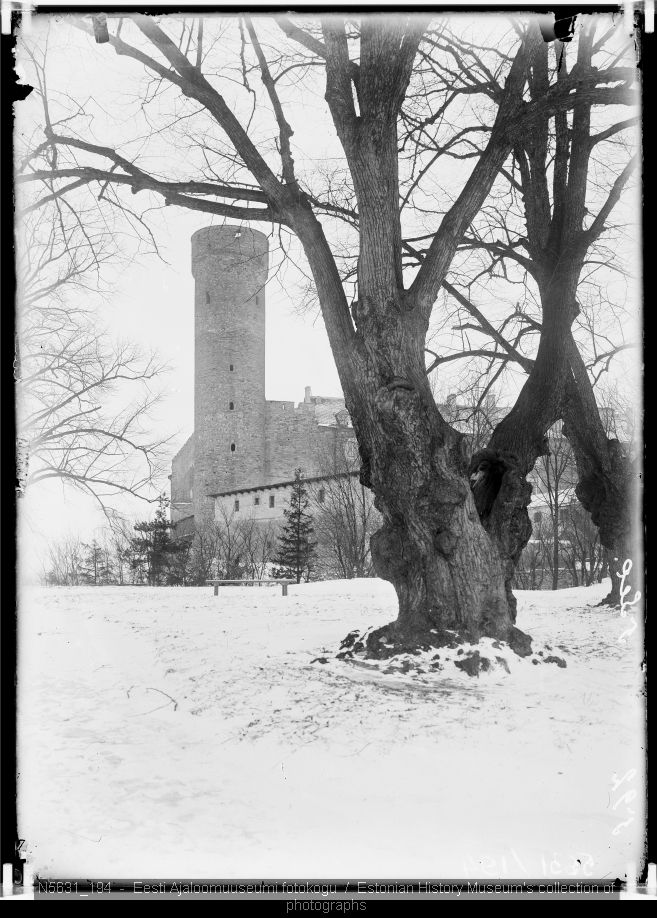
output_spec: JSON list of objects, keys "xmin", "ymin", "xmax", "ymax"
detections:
[{"xmin": 191, "ymin": 226, "xmax": 269, "ymax": 524}]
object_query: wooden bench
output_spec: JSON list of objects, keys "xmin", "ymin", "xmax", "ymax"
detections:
[{"xmin": 206, "ymin": 579, "xmax": 296, "ymax": 597}]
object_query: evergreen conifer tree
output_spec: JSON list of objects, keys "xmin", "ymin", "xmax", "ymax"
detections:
[
  {"xmin": 81, "ymin": 539, "xmax": 112, "ymax": 584},
  {"xmin": 272, "ymin": 469, "xmax": 317, "ymax": 584},
  {"xmin": 131, "ymin": 494, "xmax": 188, "ymax": 585}
]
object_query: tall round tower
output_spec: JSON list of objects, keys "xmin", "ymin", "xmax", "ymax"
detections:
[{"xmin": 191, "ymin": 225, "xmax": 269, "ymax": 524}]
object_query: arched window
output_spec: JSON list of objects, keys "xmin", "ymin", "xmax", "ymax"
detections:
[
  {"xmin": 229, "ymin": 402, "xmax": 234, "ymax": 410},
  {"xmin": 230, "ymin": 443, "xmax": 236, "ymax": 452}
]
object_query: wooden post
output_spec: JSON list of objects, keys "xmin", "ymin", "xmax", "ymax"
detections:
[
  {"xmin": 214, "ymin": 584, "xmax": 218, "ymax": 596},
  {"xmin": 282, "ymin": 583, "xmax": 288, "ymax": 597}
]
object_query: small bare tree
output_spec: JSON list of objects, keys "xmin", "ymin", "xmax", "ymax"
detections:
[
  {"xmin": 513, "ymin": 513, "xmax": 548, "ymax": 591},
  {"xmin": 108, "ymin": 520, "xmax": 137, "ymax": 585},
  {"xmin": 181, "ymin": 518, "xmax": 220, "ymax": 585},
  {"xmin": 310, "ymin": 437, "xmax": 381, "ymax": 579},
  {"xmin": 560, "ymin": 503, "xmax": 604, "ymax": 587},
  {"xmin": 237, "ymin": 516, "xmax": 278, "ymax": 580},
  {"xmin": 532, "ymin": 426, "xmax": 578, "ymax": 590},
  {"xmin": 213, "ymin": 505, "xmax": 247, "ymax": 580},
  {"xmin": 42, "ymin": 532, "xmax": 85, "ymax": 585}
]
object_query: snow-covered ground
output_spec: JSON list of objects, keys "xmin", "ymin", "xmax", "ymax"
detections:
[{"xmin": 18, "ymin": 578, "xmax": 645, "ymax": 881}]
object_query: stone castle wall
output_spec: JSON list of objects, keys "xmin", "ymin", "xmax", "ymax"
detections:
[
  {"xmin": 191, "ymin": 226, "xmax": 268, "ymax": 523},
  {"xmin": 265, "ymin": 401, "xmax": 325, "ymax": 483},
  {"xmin": 170, "ymin": 434, "xmax": 194, "ymax": 523}
]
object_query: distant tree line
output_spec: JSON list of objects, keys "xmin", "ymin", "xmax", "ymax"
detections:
[
  {"xmin": 41, "ymin": 388, "xmax": 632, "ymax": 593},
  {"xmin": 40, "ymin": 456, "xmax": 382, "ymax": 586}
]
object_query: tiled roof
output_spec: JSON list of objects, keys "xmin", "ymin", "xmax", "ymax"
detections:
[
  {"xmin": 208, "ymin": 470, "xmax": 359, "ymax": 499},
  {"xmin": 311, "ymin": 396, "xmax": 350, "ymax": 426}
]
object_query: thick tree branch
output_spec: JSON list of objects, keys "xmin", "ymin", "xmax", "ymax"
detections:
[
  {"xmin": 125, "ymin": 15, "xmax": 292, "ymax": 211},
  {"xmin": 18, "ymin": 167, "xmax": 280, "ymax": 223},
  {"xmin": 20, "ymin": 130, "xmax": 269, "ymax": 202},
  {"xmin": 457, "ymin": 236, "xmax": 536, "ymax": 275},
  {"xmin": 442, "ymin": 279, "xmax": 535, "ymax": 373},
  {"xmin": 425, "ymin": 348, "xmax": 512, "ymax": 374},
  {"xmin": 589, "ymin": 115, "xmax": 639, "ymax": 147},
  {"xmin": 322, "ymin": 18, "xmax": 360, "ymax": 147},
  {"xmin": 583, "ymin": 153, "xmax": 638, "ymax": 244},
  {"xmin": 274, "ymin": 15, "xmax": 361, "ymax": 98},
  {"xmin": 244, "ymin": 16, "xmax": 298, "ymax": 187}
]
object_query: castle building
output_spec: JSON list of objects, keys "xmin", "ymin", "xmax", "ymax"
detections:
[{"xmin": 170, "ymin": 226, "xmax": 357, "ymax": 531}]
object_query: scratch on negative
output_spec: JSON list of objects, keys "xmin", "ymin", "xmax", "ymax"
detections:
[{"xmin": 62, "ymin": 829, "xmax": 104, "ymax": 843}]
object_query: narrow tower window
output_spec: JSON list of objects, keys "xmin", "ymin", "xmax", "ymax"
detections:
[
  {"xmin": 256, "ymin": 295, "xmax": 260, "ymax": 306},
  {"xmin": 254, "ymin": 496, "xmax": 260, "ymax": 506},
  {"xmin": 269, "ymin": 495, "xmax": 275, "ymax": 508},
  {"xmin": 230, "ymin": 443, "xmax": 236, "ymax": 452},
  {"xmin": 229, "ymin": 402, "xmax": 234, "ymax": 410},
  {"xmin": 234, "ymin": 500, "xmax": 240, "ymax": 512},
  {"xmin": 318, "ymin": 488, "xmax": 326, "ymax": 504},
  {"xmin": 206, "ymin": 291, "xmax": 210, "ymax": 304},
  {"xmin": 229, "ymin": 364, "xmax": 234, "ymax": 371}
]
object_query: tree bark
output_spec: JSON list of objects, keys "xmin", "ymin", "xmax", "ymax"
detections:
[
  {"xmin": 561, "ymin": 341, "xmax": 641, "ymax": 605},
  {"xmin": 469, "ymin": 259, "xmax": 581, "ymax": 610},
  {"xmin": 358, "ymin": 352, "xmax": 532, "ymax": 658}
]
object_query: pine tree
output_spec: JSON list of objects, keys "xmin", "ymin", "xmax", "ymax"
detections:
[
  {"xmin": 131, "ymin": 494, "xmax": 188, "ymax": 585},
  {"xmin": 81, "ymin": 539, "xmax": 112, "ymax": 585},
  {"xmin": 272, "ymin": 469, "xmax": 317, "ymax": 584}
]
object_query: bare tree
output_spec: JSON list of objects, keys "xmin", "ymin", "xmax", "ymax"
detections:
[
  {"xmin": 16, "ymin": 203, "xmax": 173, "ymax": 517},
  {"xmin": 560, "ymin": 504, "xmax": 604, "ymax": 588},
  {"xmin": 213, "ymin": 505, "xmax": 247, "ymax": 581},
  {"xmin": 42, "ymin": 532, "xmax": 85, "ymax": 585},
  {"xmin": 310, "ymin": 438, "xmax": 381, "ymax": 579},
  {"xmin": 16, "ymin": 13, "xmax": 639, "ymax": 657},
  {"xmin": 407, "ymin": 20, "xmax": 640, "ymax": 605},
  {"xmin": 532, "ymin": 426, "xmax": 578, "ymax": 590},
  {"xmin": 181, "ymin": 518, "xmax": 221, "ymax": 585},
  {"xmin": 512, "ymin": 516, "xmax": 548, "ymax": 591},
  {"xmin": 237, "ymin": 516, "xmax": 278, "ymax": 580},
  {"xmin": 108, "ymin": 519, "xmax": 137, "ymax": 585}
]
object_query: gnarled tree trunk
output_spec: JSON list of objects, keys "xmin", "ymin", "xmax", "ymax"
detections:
[
  {"xmin": 561, "ymin": 337, "xmax": 641, "ymax": 605},
  {"xmin": 347, "ymin": 340, "xmax": 532, "ymax": 658}
]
